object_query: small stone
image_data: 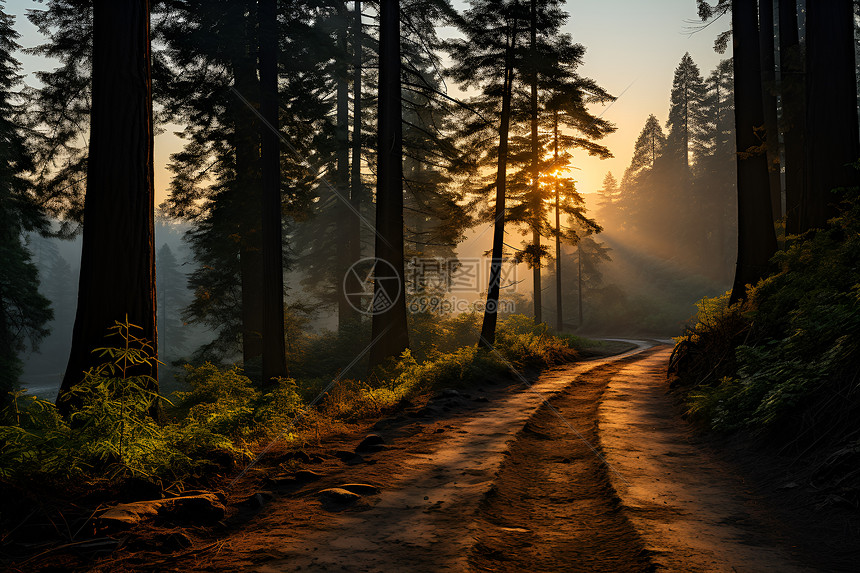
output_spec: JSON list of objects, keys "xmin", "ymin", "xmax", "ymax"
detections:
[
  {"xmin": 416, "ymin": 406, "xmax": 438, "ymax": 418},
  {"xmin": 241, "ymin": 492, "xmax": 270, "ymax": 509},
  {"xmin": 333, "ymin": 450, "xmax": 358, "ymax": 462},
  {"xmin": 317, "ymin": 488, "xmax": 362, "ymax": 511},
  {"xmin": 434, "ymin": 428, "xmax": 445, "ymax": 434},
  {"xmin": 440, "ymin": 388, "xmax": 461, "ymax": 398},
  {"xmin": 97, "ymin": 493, "xmax": 225, "ymax": 530},
  {"xmin": 170, "ymin": 494, "xmax": 227, "ymax": 522},
  {"xmin": 339, "ymin": 483, "xmax": 380, "ymax": 495},
  {"xmin": 294, "ymin": 469, "xmax": 324, "ymax": 483},
  {"xmin": 356, "ymin": 433, "xmax": 386, "ymax": 452},
  {"xmin": 424, "ymin": 495, "xmax": 429, "ymax": 500},
  {"xmin": 473, "ymin": 396, "xmax": 489, "ymax": 403},
  {"xmin": 360, "ymin": 444, "xmax": 387, "ymax": 454}
]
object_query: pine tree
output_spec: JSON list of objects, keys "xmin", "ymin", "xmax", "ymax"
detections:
[
  {"xmin": 665, "ymin": 53, "xmax": 707, "ymax": 171},
  {"xmin": 510, "ymin": 0, "xmax": 613, "ymax": 325},
  {"xmin": 759, "ymin": 0, "xmax": 781, "ymax": 222},
  {"xmin": 449, "ymin": 0, "xmax": 611, "ymax": 340},
  {"xmin": 448, "ymin": 0, "xmax": 526, "ymax": 347},
  {"xmin": 596, "ymin": 171, "xmax": 621, "ymax": 229},
  {"xmin": 0, "ymin": 2, "xmax": 52, "ymax": 403},
  {"xmin": 699, "ymin": 58, "xmax": 737, "ymax": 281},
  {"xmin": 159, "ymin": 1, "xmax": 326, "ymax": 366},
  {"xmin": 156, "ymin": 243, "xmax": 188, "ymax": 360},
  {"xmin": 780, "ymin": 0, "xmax": 805, "ymax": 234},
  {"xmin": 369, "ymin": 0, "xmax": 409, "ymax": 368},
  {"xmin": 24, "ymin": 0, "xmax": 92, "ymax": 234},
  {"xmin": 58, "ymin": 0, "xmax": 160, "ymax": 419},
  {"xmin": 628, "ymin": 114, "xmax": 666, "ymax": 176},
  {"xmin": 802, "ymin": 0, "xmax": 859, "ymax": 232},
  {"xmin": 729, "ymin": 0, "xmax": 777, "ymax": 304},
  {"xmin": 259, "ymin": 0, "xmax": 288, "ymax": 383}
]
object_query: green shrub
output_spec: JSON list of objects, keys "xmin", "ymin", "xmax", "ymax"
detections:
[
  {"xmin": 0, "ymin": 320, "xmax": 208, "ymax": 482},
  {"xmin": 675, "ymin": 192, "xmax": 860, "ymax": 440}
]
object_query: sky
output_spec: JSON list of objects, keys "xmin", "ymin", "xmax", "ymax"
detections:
[{"xmin": 5, "ymin": 0, "xmax": 730, "ymax": 205}]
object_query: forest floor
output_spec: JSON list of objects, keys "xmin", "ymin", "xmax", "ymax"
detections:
[{"xmin": 12, "ymin": 342, "xmax": 860, "ymax": 572}]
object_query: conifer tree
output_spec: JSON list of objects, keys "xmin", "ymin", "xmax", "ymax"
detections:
[
  {"xmin": 259, "ymin": 0, "xmax": 288, "ymax": 383},
  {"xmin": 58, "ymin": 0, "xmax": 160, "ymax": 419},
  {"xmin": 666, "ymin": 53, "xmax": 707, "ymax": 171},
  {"xmin": 699, "ymin": 58, "xmax": 736, "ymax": 281},
  {"xmin": 802, "ymin": 0, "xmax": 859, "ymax": 232},
  {"xmin": 369, "ymin": 0, "xmax": 409, "ymax": 368},
  {"xmin": 729, "ymin": 0, "xmax": 777, "ymax": 303},
  {"xmin": 628, "ymin": 115, "xmax": 666, "ymax": 176},
  {"xmin": 159, "ymin": 1, "xmax": 326, "ymax": 364},
  {"xmin": 0, "ymin": 3, "xmax": 52, "ymax": 404},
  {"xmin": 448, "ymin": 0, "xmax": 525, "ymax": 347},
  {"xmin": 759, "ymin": 0, "xmax": 781, "ymax": 222},
  {"xmin": 24, "ymin": 0, "xmax": 92, "ymax": 234},
  {"xmin": 779, "ymin": 0, "xmax": 805, "ymax": 234},
  {"xmin": 156, "ymin": 243, "xmax": 188, "ymax": 360},
  {"xmin": 596, "ymin": 171, "xmax": 621, "ymax": 229}
]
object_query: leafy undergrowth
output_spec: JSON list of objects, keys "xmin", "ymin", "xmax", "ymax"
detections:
[
  {"xmin": 0, "ymin": 313, "xmax": 586, "ymax": 494},
  {"xmin": 672, "ymin": 193, "xmax": 860, "ymax": 508}
]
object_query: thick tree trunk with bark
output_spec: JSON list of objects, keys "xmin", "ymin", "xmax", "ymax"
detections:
[
  {"xmin": 759, "ymin": 0, "xmax": 782, "ymax": 222},
  {"xmin": 232, "ymin": 1, "xmax": 263, "ymax": 376},
  {"xmin": 780, "ymin": 0, "xmax": 806, "ymax": 235},
  {"xmin": 58, "ymin": 0, "xmax": 160, "ymax": 420},
  {"xmin": 529, "ymin": 0, "xmax": 541, "ymax": 325},
  {"xmin": 479, "ymin": 34, "xmax": 517, "ymax": 349},
  {"xmin": 554, "ymin": 188, "xmax": 562, "ymax": 332},
  {"xmin": 335, "ymin": 3, "xmax": 353, "ymax": 333},
  {"xmin": 577, "ymin": 241, "xmax": 583, "ymax": 326},
  {"xmin": 802, "ymin": 0, "xmax": 860, "ymax": 231},
  {"xmin": 343, "ymin": 0, "xmax": 363, "ymax": 328},
  {"xmin": 259, "ymin": 0, "xmax": 288, "ymax": 383},
  {"xmin": 233, "ymin": 33, "xmax": 263, "ymax": 379},
  {"xmin": 729, "ymin": 0, "xmax": 778, "ymax": 304},
  {"xmin": 369, "ymin": 0, "xmax": 408, "ymax": 368}
]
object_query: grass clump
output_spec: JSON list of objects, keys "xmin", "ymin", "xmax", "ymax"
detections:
[
  {"xmin": 0, "ymin": 321, "xmax": 303, "ymax": 487},
  {"xmin": 0, "ymin": 313, "xmax": 585, "ymax": 489},
  {"xmin": 0, "ymin": 320, "xmax": 230, "ymax": 485}
]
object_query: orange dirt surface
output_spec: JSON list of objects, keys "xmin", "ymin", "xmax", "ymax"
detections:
[{"xmin": 14, "ymin": 342, "xmax": 859, "ymax": 572}]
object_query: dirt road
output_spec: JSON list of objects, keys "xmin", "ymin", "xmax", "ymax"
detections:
[{"xmin": 134, "ymin": 343, "xmax": 854, "ymax": 572}]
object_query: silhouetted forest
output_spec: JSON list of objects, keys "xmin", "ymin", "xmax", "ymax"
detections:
[{"xmin": 1, "ymin": 0, "xmax": 859, "ymax": 570}]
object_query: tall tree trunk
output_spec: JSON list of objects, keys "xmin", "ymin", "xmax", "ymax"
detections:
[
  {"xmin": 577, "ymin": 240, "xmax": 583, "ymax": 326},
  {"xmin": 259, "ymin": 0, "xmax": 287, "ymax": 383},
  {"xmin": 802, "ymin": 0, "xmax": 860, "ymax": 231},
  {"xmin": 335, "ymin": 3, "xmax": 353, "ymax": 334},
  {"xmin": 58, "ymin": 0, "xmax": 160, "ymax": 420},
  {"xmin": 343, "ymin": 0, "xmax": 363, "ymax": 329},
  {"xmin": 369, "ymin": 0, "xmax": 408, "ymax": 368},
  {"xmin": 554, "ymin": 112, "xmax": 562, "ymax": 333},
  {"xmin": 234, "ymin": 10, "xmax": 264, "ymax": 377},
  {"xmin": 729, "ymin": 0, "xmax": 778, "ymax": 304},
  {"xmin": 478, "ymin": 27, "xmax": 518, "ymax": 349},
  {"xmin": 780, "ymin": 0, "xmax": 805, "ymax": 235},
  {"xmin": 529, "ymin": 0, "xmax": 541, "ymax": 325},
  {"xmin": 759, "ymin": 0, "xmax": 782, "ymax": 223}
]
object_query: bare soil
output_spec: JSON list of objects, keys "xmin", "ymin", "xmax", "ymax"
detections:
[{"xmin": 9, "ymin": 341, "xmax": 859, "ymax": 572}]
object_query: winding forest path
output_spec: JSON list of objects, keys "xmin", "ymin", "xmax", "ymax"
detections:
[{"xmin": 154, "ymin": 343, "xmax": 844, "ymax": 572}]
